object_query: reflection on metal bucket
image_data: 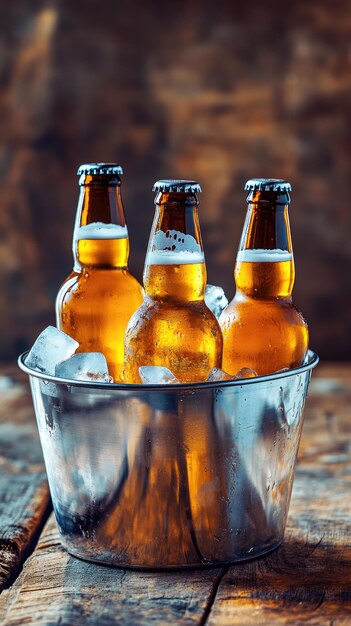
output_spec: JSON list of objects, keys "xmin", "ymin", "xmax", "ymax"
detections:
[{"xmin": 19, "ymin": 350, "xmax": 318, "ymax": 569}]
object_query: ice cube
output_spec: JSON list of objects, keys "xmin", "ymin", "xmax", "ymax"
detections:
[
  {"xmin": 139, "ymin": 366, "xmax": 179, "ymax": 384},
  {"xmin": 204, "ymin": 284, "xmax": 229, "ymax": 319},
  {"xmin": 207, "ymin": 367, "xmax": 235, "ymax": 382},
  {"xmin": 55, "ymin": 353, "xmax": 112, "ymax": 382},
  {"xmin": 236, "ymin": 367, "xmax": 258, "ymax": 379},
  {"xmin": 25, "ymin": 326, "xmax": 79, "ymax": 375}
]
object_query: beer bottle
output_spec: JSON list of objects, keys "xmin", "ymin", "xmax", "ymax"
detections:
[
  {"xmin": 220, "ymin": 179, "xmax": 308, "ymax": 376},
  {"xmin": 56, "ymin": 163, "xmax": 144, "ymax": 381},
  {"xmin": 123, "ymin": 180, "xmax": 223, "ymax": 383}
]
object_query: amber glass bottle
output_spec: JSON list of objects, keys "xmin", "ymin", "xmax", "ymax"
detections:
[
  {"xmin": 220, "ymin": 179, "xmax": 308, "ymax": 376},
  {"xmin": 56, "ymin": 163, "xmax": 143, "ymax": 381},
  {"xmin": 123, "ymin": 180, "xmax": 223, "ymax": 383}
]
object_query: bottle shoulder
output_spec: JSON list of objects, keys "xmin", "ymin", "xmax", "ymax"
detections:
[
  {"xmin": 220, "ymin": 293, "xmax": 308, "ymax": 331},
  {"xmin": 56, "ymin": 272, "xmax": 80, "ymax": 296},
  {"xmin": 56, "ymin": 268, "xmax": 144, "ymax": 300},
  {"xmin": 126, "ymin": 297, "xmax": 222, "ymax": 337}
]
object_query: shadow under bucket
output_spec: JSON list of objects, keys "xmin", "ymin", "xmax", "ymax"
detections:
[{"xmin": 19, "ymin": 350, "xmax": 318, "ymax": 569}]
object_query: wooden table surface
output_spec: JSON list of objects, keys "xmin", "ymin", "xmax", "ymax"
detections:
[{"xmin": 0, "ymin": 363, "xmax": 350, "ymax": 625}]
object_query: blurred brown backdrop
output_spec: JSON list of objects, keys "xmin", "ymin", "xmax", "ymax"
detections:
[{"xmin": 0, "ymin": 0, "xmax": 350, "ymax": 361}]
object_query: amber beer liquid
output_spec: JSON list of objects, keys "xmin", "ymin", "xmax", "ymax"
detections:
[
  {"xmin": 220, "ymin": 179, "xmax": 308, "ymax": 376},
  {"xmin": 56, "ymin": 164, "xmax": 143, "ymax": 381},
  {"xmin": 123, "ymin": 180, "xmax": 223, "ymax": 383}
]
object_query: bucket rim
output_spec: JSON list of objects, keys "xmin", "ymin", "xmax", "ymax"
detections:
[{"xmin": 18, "ymin": 349, "xmax": 319, "ymax": 392}]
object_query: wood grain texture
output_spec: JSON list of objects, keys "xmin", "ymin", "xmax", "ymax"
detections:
[
  {"xmin": 1, "ymin": 364, "xmax": 350, "ymax": 625},
  {"xmin": 0, "ymin": 366, "xmax": 50, "ymax": 591},
  {"xmin": 0, "ymin": 515, "xmax": 224, "ymax": 626}
]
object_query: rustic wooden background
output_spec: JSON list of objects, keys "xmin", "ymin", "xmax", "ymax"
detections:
[{"xmin": 0, "ymin": 0, "xmax": 350, "ymax": 361}]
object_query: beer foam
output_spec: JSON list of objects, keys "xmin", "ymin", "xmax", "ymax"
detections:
[
  {"xmin": 147, "ymin": 229, "xmax": 204, "ymax": 265},
  {"xmin": 236, "ymin": 248, "xmax": 293, "ymax": 263},
  {"xmin": 148, "ymin": 249, "xmax": 205, "ymax": 265},
  {"xmin": 76, "ymin": 222, "xmax": 128, "ymax": 240}
]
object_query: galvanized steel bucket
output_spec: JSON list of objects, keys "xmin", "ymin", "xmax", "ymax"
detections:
[{"xmin": 19, "ymin": 350, "xmax": 318, "ymax": 569}]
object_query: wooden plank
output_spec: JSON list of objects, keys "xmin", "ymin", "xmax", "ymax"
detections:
[
  {"xmin": 206, "ymin": 367, "xmax": 351, "ymax": 625},
  {"xmin": 0, "ymin": 514, "xmax": 224, "ymax": 626},
  {"xmin": 0, "ymin": 366, "xmax": 50, "ymax": 590}
]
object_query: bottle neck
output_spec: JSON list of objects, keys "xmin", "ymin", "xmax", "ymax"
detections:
[
  {"xmin": 143, "ymin": 193, "xmax": 206, "ymax": 301},
  {"xmin": 235, "ymin": 201, "xmax": 295, "ymax": 299},
  {"xmin": 73, "ymin": 183, "xmax": 129, "ymax": 270}
]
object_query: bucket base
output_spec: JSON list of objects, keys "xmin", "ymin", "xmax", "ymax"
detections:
[{"xmin": 63, "ymin": 540, "xmax": 283, "ymax": 571}]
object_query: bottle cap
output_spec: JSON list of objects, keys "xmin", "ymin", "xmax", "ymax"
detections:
[
  {"xmin": 245, "ymin": 179, "xmax": 292, "ymax": 193},
  {"xmin": 77, "ymin": 163, "xmax": 123, "ymax": 176},
  {"xmin": 153, "ymin": 180, "xmax": 202, "ymax": 193}
]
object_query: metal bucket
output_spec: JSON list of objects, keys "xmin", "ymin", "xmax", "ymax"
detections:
[{"xmin": 19, "ymin": 350, "xmax": 318, "ymax": 569}]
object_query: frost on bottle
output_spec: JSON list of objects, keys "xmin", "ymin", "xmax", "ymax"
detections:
[
  {"xmin": 55, "ymin": 163, "xmax": 143, "ymax": 382},
  {"xmin": 123, "ymin": 180, "xmax": 223, "ymax": 383},
  {"xmin": 220, "ymin": 179, "xmax": 308, "ymax": 376}
]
